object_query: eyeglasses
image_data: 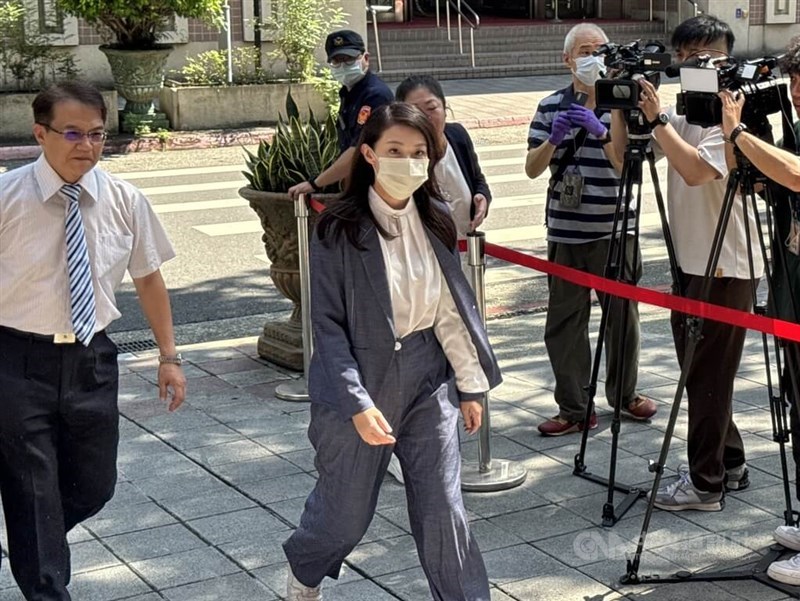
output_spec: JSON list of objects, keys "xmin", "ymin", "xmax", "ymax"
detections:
[
  {"xmin": 328, "ymin": 55, "xmax": 362, "ymax": 67},
  {"xmin": 38, "ymin": 123, "xmax": 108, "ymax": 144}
]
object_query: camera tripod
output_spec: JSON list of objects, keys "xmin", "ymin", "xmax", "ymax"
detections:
[
  {"xmin": 622, "ymin": 132, "xmax": 800, "ymax": 598},
  {"xmin": 573, "ymin": 110, "xmax": 681, "ymax": 526}
]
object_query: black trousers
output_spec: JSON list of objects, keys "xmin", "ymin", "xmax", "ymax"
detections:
[
  {"xmin": 0, "ymin": 327, "xmax": 120, "ymax": 601},
  {"xmin": 671, "ymin": 274, "xmax": 752, "ymax": 493}
]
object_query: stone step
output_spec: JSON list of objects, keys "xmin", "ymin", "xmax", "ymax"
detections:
[
  {"xmin": 377, "ymin": 62, "xmax": 572, "ymax": 82},
  {"xmin": 368, "ymin": 21, "xmax": 668, "ymax": 43},
  {"xmin": 378, "ymin": 49, "xmax": 567, "ymax": 70}
]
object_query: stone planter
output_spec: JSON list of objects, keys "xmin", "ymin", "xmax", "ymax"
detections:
[
  {"xmin": 238, "ymin": 186, "xmax": 338, "ymax": 371},
  {"xmin": 100, "ymin": 45, "xmax": 173, "ymax": 114},
  {"xmin": 0, "ymin": 90, "xmax": 119, "ymax": 141},
  {"xmin": 159, "ymin": 82, "xmax": 328, "ymax": 130}
]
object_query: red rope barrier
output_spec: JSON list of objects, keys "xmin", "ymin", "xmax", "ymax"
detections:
[{"xmin": 483, "ymin": 241, "xmax": 800, "ymax": 344}]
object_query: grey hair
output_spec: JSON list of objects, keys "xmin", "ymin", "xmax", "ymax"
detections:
[{"xmin": 563, "ymin": 23, "xmax": 609, "ymax": 55}]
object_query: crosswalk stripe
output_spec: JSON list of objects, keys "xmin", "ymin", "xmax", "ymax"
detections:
[
  {"xmin": 109, "ymin": 164, "xmax": 244, "ymax": 180},
  {"xmin": 154, "ymin": 198, "xmax": 248, "ymax": 214},
  {"xmin": 475, "ymin": 143, "xmax": 527, "ymax": 153},
  {"xmin": 193, "ymin": 220, "xmax": 261, "ymax": 236},
  {"xmin": 140, "ymin": 181, "xmax": 245, "ymax": 196}
]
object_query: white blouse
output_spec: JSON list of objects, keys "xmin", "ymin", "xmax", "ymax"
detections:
[
  {"xmin": 434, "ymin": 142, "xmax": 473, "ymax": 238},
  {"xmin": 368, "ymin": 187, "xmax": 489, "ymax": 394}
]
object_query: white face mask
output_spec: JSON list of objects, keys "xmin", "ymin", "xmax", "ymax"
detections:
[
  {"xmin": 331, "ymin": 59, "xmax": 365, "ymax": 88},
  {"xmin": 573, "ymin": 55, "xmax": 606, "ymax": 86},
  {"xmin": 374, "ymin": 157, "xmax": 429, "ymax": 200}
]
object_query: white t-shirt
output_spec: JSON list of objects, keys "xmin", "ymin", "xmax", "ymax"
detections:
[
  {"xmin": 656, "ymin": 109, "xmax": 764, "ymax": 279},
  {"xmin": 434, "ymin": 142, "xmax": 473, "ymax": 238}
]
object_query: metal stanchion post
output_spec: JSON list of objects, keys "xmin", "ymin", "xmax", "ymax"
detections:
[
  {"xmin": 460, "ymin": 232, "xmax": 527, "ymax": 492},
  {"xmin": 276, "ymin": 194, "xmax": 313, "ymax": 402}
]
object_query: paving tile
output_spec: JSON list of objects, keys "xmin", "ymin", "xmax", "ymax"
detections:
[
  {"xmin": 104, "ymin": 523, "xmax": 205, "ymax": 562},
  {"xmin": 489, "ymin": 504, "xmax": 594, "ymax": 543},
  {"xmin": 156, "ymin": 424, "xmax": 245, "ymax": 451},
  {"xmin": 162, "ymin": 572, "xmax": 276, "ymax": 601},
  {"xmin": 212, "ymin": 455, "xmax": 301, "ymax": 486},
  {"xmin": 70, "ymin": 539, "xmax": 121, "ymax": 574},
  {"xmin": 158, "ymin": 486, "xmax": 257, "ymax": 521},
  {"xmin": 187, "ymin": 439, "xmax": 274, "ymax": 467},
  {"xmin": 188, "ymin": 507, "xmax": 289, "ymax": 545},
  {"xmin": 130, "ymin": 547, "xmax": 240, "ymax": 590},
  {"xmin": 238, "ymin": 473, "xmax": 317, "ymax": 504},
  {"xmin": 346, "ymin": 535, "xmax": 421, "ymax": 577},
  {"xmin": 83, "ymin": 501, "xmax": 176, "ymax": 537},
  {"xmin": 66, "ymin": 565, "xmax": 151, "ymax": 600},
  {"xmin": 374, "ymin": 566, "xmax": 431, "ymax": 600},
  {"xmin": 219, "ymin": 529, "xmax": 292, "ymax": 570},
  {"xmin": 252, "ymin": 562, "xmax": 362, "ymax": 597},
  {"xmin": 482, "ymin": 543, "xmax": 565, "ymax": 585}
]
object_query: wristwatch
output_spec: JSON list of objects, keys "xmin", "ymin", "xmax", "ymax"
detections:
[
  {"xmin": 727, "ymin": 123, "xmax": 748, "ymax": 146},
  {"xmin": 158, "ymin": 353, "xmax": 183, "ymax": 366},
  {"xmin": 600, "ymin": 129, "xmax": 612, "ymax": 145},
  {"xmin": 307, "ymin": 177, "xmax": 322, "ymax": 192},
  {"xmin": 647, "ymin": 112, "xmax": 669, "ymax": 130}
]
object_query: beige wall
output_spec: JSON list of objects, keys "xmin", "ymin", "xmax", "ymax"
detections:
[{"xmin": 705, "ymin": 0, "xmax": 800, "ymax": 54}]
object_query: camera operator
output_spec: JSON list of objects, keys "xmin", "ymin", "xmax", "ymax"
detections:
[
  {"xmin": 526, "ymin": 23, "xmax": 657, "ymax": 437},
  {"xmin": 612, "ymin": 15, "xmax": 760, "ymax": 511},
  {"xmin": 717, "ymin": 38, "xmax": 800, "ymax": 584}
]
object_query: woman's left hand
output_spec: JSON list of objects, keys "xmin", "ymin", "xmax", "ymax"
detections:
[
  {"xmin": 470, "ymin": 194, "xmax": 488, "ymax": 231},
  {"xmin": 460, "ymin": 400, "xmax": 483, "ymax": 434}
]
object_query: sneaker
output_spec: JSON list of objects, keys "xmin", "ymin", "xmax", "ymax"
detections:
[
  {"xmin": 621, "ymin": 395, "xmax": 658, "ymax": 421},
  {"xmin": 675, "ymin": 463, "xmax": 750, "ymax": 492},
  {"xmin": 287, "ymin": 567, "xmax": 322, "ymax": 601},
  {"xmin": 386, "ymin": 453, "xmax": 405, "ymax": 485},
  {"xmin": 725, "ymin": 463, "xmax": 750, "ymax": 492},
  {"xmin": 538, "ymin": 413, "xmax": 598, "ymax": 436},
  {"xmin": 768, "ymin": 552, "xmax": 800, "ymax": 585},
  {"xmin": 775, "ymin": 526, "xmax": 800, "ymax": 551},
  {"xmin": 650, "ymin": 470, "xmax": 724, "ymax": 512}
]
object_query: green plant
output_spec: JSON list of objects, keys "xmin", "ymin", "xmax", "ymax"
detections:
[
  {"xmin": 174, "ymin": 46, "xmax": 276, "ymax": 86},
  {"xmin": 243, "ymin": 91, "xmax": 339, "ymax": 192},
  {"xmin": 55, "ymin": 0, "xmax": 224, "ymax": 49},
  {"xmin": 0, "ymin": 0, "xmax": 81, "ymax": 91},
  {"xmin": 309, "ymin": 67, "xmax": 340, "ymax": 117},
  {"xmin": 262, "ymin": 0, "xmax": 346, "ymax": 82}
]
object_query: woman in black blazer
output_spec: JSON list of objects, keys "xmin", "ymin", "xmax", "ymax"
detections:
[{"xmin": 396, "ymin": 75, "xmax": 492, "ymax": 238}]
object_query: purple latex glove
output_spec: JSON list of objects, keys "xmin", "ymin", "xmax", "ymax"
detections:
[
  {"xmin": 566, "ymin": 103, "xmax": 607, "ymax": 138},
  {"xmin": 548, "ymin": 113, "xmax": 572, "ymax": 146}
]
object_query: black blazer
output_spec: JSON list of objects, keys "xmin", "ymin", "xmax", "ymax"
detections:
[{"xmin": 443, "ymin": 122, "xmax": 492, "ymax": 218}]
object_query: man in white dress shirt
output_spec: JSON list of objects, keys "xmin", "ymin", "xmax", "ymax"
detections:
[{"xmin": 0, "ymin": 80, "xmax": 185, "ymax": 600}]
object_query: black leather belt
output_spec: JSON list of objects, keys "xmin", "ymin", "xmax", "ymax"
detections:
[{"xmin": 0, "ymin": 326, "xmax": 103, "ymax": 345}]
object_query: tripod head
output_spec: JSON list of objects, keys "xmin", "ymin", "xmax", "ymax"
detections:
[{"xmin": 623, "ymin": 108, "xmax": 653, "ymax": 141}]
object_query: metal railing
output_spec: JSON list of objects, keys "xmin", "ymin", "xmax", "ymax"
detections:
[
  {"xmin": 441, "ymin": 0, "xmax": 479, "ymax": 69},
  {"xmin": 366, "ymin": 4, "xmax": 393, "ymax": 72}
]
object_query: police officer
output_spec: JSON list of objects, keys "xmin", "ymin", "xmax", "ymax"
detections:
[{"xmin": 288, "ymin": 29, "xmax": 393, "ymax": 198}]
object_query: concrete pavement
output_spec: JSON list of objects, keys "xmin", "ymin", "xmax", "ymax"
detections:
[{"xmin": 1, "ymin": 304, "xmax": 797, "ymax": 600}]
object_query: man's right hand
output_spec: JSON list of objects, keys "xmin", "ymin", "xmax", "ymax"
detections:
[
  {"xmin": 548, "ymin": 113, "xmax": 573, "ymax": 146},
  {"xmin": 352, "ymin": 407, "xmax": 396, "ymax": 446},
  {"xmin": 288, "ymin": 180, "xmax": 314, "ymax": 199}
]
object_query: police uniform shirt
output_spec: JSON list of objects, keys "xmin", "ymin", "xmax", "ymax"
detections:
[
  {"xmin": 337, "ymin": 71, "xmax": 393, "ymax": 153},
  {"xmin": 0, "ymin": 154, "xmax": 175, "ymax": 335}
]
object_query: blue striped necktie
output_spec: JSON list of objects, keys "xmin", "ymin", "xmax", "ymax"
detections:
[{"xmin": 62, "ymin": 183, "xmax": 96, "ymax": 345}]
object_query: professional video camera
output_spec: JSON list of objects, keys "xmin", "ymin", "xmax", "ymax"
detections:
[
  {"xmin": 593, "ymin": 40, "xmax": 672, "ymax": 110},
  {"xmin": 675, "ymin": 54, "xmax": 787, "ymax": 132}
]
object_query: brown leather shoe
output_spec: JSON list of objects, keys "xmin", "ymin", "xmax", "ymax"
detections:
[
  {"xmin": 538, "ymin": 412, "xmax": 598, "ymax": 436},
  {"xmin": 622, "ymin": 395, "xmax": 657, "ymax": 421}
]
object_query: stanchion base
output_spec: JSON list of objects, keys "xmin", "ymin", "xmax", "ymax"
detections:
[
  {"xmin": 275, "ymin": 379, "xmax": 310, "ymax": 402},
  {"xmin": 460, "ymin": 460, "xmax": 527, "ymax": 492}
]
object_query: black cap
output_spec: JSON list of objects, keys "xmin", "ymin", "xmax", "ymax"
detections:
[{"xmin": 325, "ymin": 30, "xmax": 366, "ymax": 61}]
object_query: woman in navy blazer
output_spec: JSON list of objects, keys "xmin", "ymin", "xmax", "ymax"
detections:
[
  {"xmin": 396, "ymin": 74, "xmax": 492, "ymax": 238},
  {"xmin": 282, "ymin": 103, "xmax": 501, "ymax": 601}
]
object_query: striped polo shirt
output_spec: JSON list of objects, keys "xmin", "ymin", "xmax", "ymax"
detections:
[{"xmin": 528, "ymin": 85, "xmax": 634, "ymax": 244}]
